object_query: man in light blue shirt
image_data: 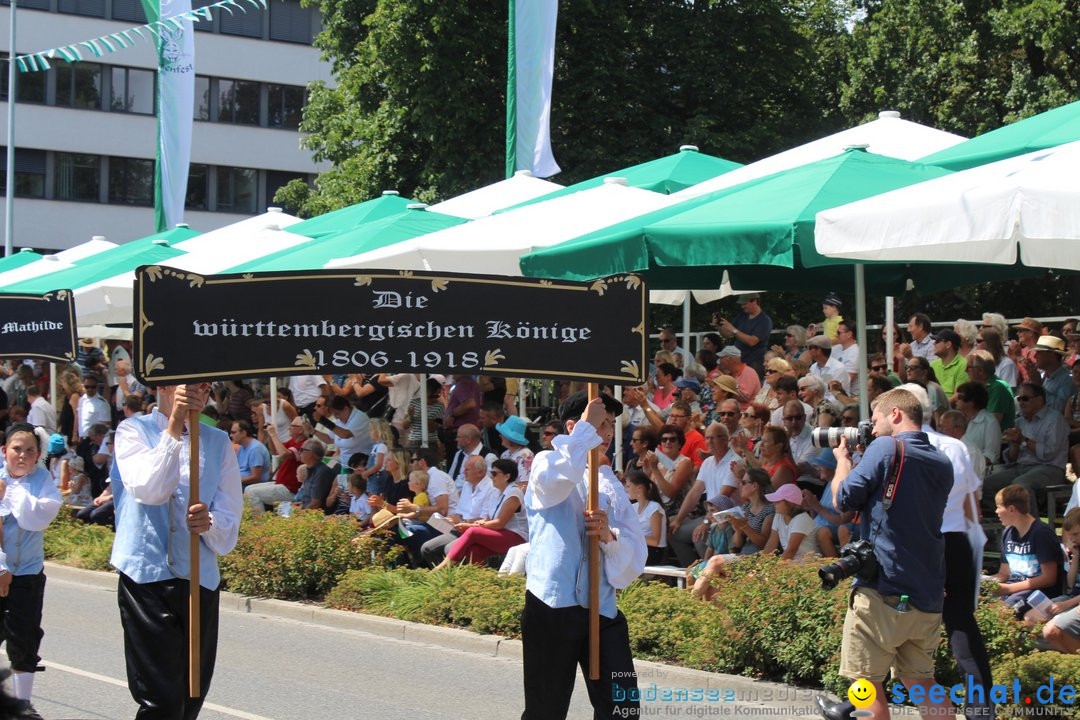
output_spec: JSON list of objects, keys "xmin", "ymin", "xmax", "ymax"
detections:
[
  {"xmin": 231, "ymin": 419, "xmax": 271, "ymax": 487},
  {"xmin": 521, "ymin": 391, "xmax": 646, "ymax": 720}
]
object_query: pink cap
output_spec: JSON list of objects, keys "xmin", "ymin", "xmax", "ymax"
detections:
[{"xmin": 764, "ymin": 483, "xmax": 803, "ymax": 506}]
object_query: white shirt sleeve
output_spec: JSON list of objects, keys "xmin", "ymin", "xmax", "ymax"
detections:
[
  {"xmin": 202, "ymin": 437, "xmax": 243, "ymax": 556},
  {"xmin": 527, "ymin": 420, "xmax": 599, "ymax": 510},
  {"xmin": 114, "ymin": 419, "xmax": 183, "ymax": 505},
  {"xmin": 600, "ymin": 467, "xmax": 648, "ymax": 590},
  {"xmin": 5, "ymin": 475, "xmax": 62, "ymax": 531}
]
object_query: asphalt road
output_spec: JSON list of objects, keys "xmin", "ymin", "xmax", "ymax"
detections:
[{"xmin": 20, "ymin": 571, "xmax": 820, "ymax": 720}]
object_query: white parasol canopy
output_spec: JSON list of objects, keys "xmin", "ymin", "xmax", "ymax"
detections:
[
  {"xmin": 75, "ymin": 209, "xmax": 302, "ymax": 325},
  {"xmin": 324, "ymin": 179, "xmax": 676, "ymax": 275},
  {"xmin": 427, "ymin": 170, "xmax": 563, "ymax": 219},
  {"xmin": 0, "ymin": 236, "xmax": 117, "ymax": 287},
  {"xmin": 814, "ymin": 140, "xmax": 1080, "ymax": 270},
  {"xmin": 675, "ymin": 111, "xmax": 966, "ymax": 200}
]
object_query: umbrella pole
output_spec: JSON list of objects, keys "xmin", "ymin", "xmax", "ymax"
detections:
[
  {"xmin": 681, "ymin": 295, "xmax": 691, "ymax": 370},
  {"xmin": 420, "ymin": 374, "xmax": 429, "ymax": 448},
  {"xmin": 885, "ymin": 297, "xmax": 895, "ymax": 374},
  {"xmin": 854, "ymin": 265, "xmax": 870, "ymax": 421},
  {"xmin": 518, "ymin": 379, "xmax": 526, "ymax": 418},
  {"xmin": 586, "ymin": 382, "xmax": 600, "ymax": 681},
  {"xmin": 613, "ymin": 385, "xmax": 623, "ymax": 473},
  {"xmin": 49, "ymin": 363, "xmax": 57, "ymax": 415},
  {"xmin": 188, "ymin": 409, "xmax": 201, "ymax": 698}
]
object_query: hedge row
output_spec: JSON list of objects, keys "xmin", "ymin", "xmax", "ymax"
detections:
[{"xmin": 43, "ymin": 512, "xmax": 1080, "ymax": 717}]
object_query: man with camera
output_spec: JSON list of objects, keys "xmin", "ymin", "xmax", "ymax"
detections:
[{"xmin": 816, "ymin": 388, "xmax": 954, "ymax": 720}]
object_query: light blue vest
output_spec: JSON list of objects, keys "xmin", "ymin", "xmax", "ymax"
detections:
[
  {"xmin": 110, "ymin": 414, "xmax": 229, "ymax": 590},
  {"xmin": 525, "ymin": 476, "xmax": 619, "ymax": 618},
  {"xmin": 0, "ymin": 466, "xmax": 51, "ymax": 576}
]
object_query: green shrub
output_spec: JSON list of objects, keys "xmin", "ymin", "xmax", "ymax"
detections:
[
  {"xmin": 220, "ymin": 511, "xmax": 402, "ymax": 600},
  {"xmin": 993, "ymin": 652, "xmax": 1080, "ymax": 719},
  {"xmin": 327, "ymin": 564, "xmax": 527, "ymax": 637},
  {"xmin": 619, "ymin": 579, "xmax": 727, "ymax": 670},
  {"xmin": 44, "ymin": 512, "xmax": 115, "ymax": 571}
]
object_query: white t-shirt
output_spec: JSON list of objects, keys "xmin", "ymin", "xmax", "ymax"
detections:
[
  {"xmin": 636, "ymin": 499, "xmax": 667, "ymax": 547},
  {"xmin": 773, "ymin": 512, "xmax": 819, "ymax": 559},
  {"xmin": 926, "ymin": 428, "xmax": 981, "ymax": 534},
  {"xmin": 289, "ymin": 375, "xmax": 327, "ymax": 407},
  {"xmin": 425, "ymin": 466, "xmax": 458, "ymax": 516},
  {"xmin": 698, "ymin": 450, "xmax": 737, "ymax": 498},
  {"xmin": 497, "ymin": 484, "xmax": 530, "ymax": 540},
  {"xmin": 832, "ymin": 343, "xmax": 860, "ymax": 377},
  {"xmin": 333, "ymin": 408, "xmax": 373, "ymax": 467}
]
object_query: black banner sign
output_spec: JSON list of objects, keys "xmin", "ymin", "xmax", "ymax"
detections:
[
  {"xmin": 133, "ymin": 266, "xmax": 648, "ymax": 385},
  {"xmin": 0, "ymin": 290, "xmax": 78, "ymax": 362}
]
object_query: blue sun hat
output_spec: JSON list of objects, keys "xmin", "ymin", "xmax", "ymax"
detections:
[
  {"xmin": 48, "ymin": 433, "xmax": 67, "ymax": 456},
  {"xmin": 495, "ymin": 415, "xmax": 529, "ymax": 446}
]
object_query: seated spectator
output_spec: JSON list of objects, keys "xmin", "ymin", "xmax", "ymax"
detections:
[
  {"xmin": 806, "ymin": 336, "xmax": 850, "ymax": 403},
  {"xmin": 755, "ymin": 357, "xmax": 791, "ymax": 412},
  {"xmin": 479, "ymin": 401, "xmax": 506, "ymax": 454},
  {"xmin": 248, "ymin": 414, "xmax": 307, "ymax": 512},
  {"xmin": 982, "ymin": 383, "xmax": 1069, "ymax": 516},
  {"xmin": 397, "ymin": 471, "xmax": 431, "ymax": 522},
  {"xmin": 1028, "ymin": 336, "xmax": 1073, "ymax": 413},
  {"xmin": 706, "ymin": 376, "xmax": 744, "ymax": 427},
  {"xmin": 737, "ymin": 403, "xmax": 770, "ymax": 456},
  {"xmin": 45, "ymin": 433, "xmax": 74, "ymax": 491},
  {"xmin": 977, "ymin": 326, "xmax": 1019, "ymax": 389},
  {"xmin": 624, "ymin": 426, "xmax": 658, "ymax": 476},
  {"xmin": 954, "ymin": 319, "xmax": 979, "ymax": 357},
  {"xmin": 361, "ymin": 418, "xmax": 394, "ymax": 480},
  {"xmin": 866, "ymin": 353, "xmax": 902, "ymax": 387},
  {"xmin": 1009, "ymin": 317, "xmax": 1043, "ymax": 385},
  {"xmin": 420, "ymin": 455, "xmax": 499, "ymax": 566},
  {"xmin": 690, "ymin": 468, "xmax": 775, "ymax": 600},
  {"xmin": 688, "ymin": 494, "xmax": 738, "ymax": 575},
  {"xmin": 291, "ymin": 440, "xmax": 336, "ymax": 512},
  {"xmin": 761, "ymin": 482, "xmax": 821, "ymax": 561},
  {"xmin": 1065, "ymin": 361, "xmax": 1080, "ymax": 477},
  {"xmin": 405, "ymin": 377, "xmax": 445, "ymax": 449},
  {"xmin": 347, "ymin": 475, "xmax": 372, "ymax": 525},
  {"xmin": 495, "ymin": 414, "xmax": 534, "ymax": 481},
  {"xmin": 904, "ymin": 357, "xmax": 949, "ymax": 428},
  {"xmin": 965, "ymin": 349, "xmax": 1016, "ymax": 431},
  {"xmin": 25, "ymin": 385, "xmax": 56, "ymax": 434},
  {"xmin": 770, "ymin": 324, "xmax": 808, "ymax": 365},
  {"xmin": 539, "ymin": 420, "xmax": 563, "ymax": 451},
  {"xmin": 799, "ymin": 450, "xmax": 856, "ymax": 558},
  {"xmin": 797, "ymin": 375, "xmax": 837, "ymax": 428},
  {"xmin": 734, "ymin": 425, "xmax": 796, "ymax": 489},
  {"xmin": 697, "ymin": 348, "xmax": 720, "ymax": 383},
  {"xmin": 717, "ymin": 347, "xmax": 761, "ymax": 410},
  {"xmin": 624, "ymin": 470, "xmax": 667, "ymax": 564},
  {"xmin": 669, "ymin": 423, "xmax": 737, "ymax": 566},
  {"xmin": 954, "ymin": 382, "xmax": 1000, "ymax": 475},
  {"xmin": 674, "ymin": 378, "xmax": 703, "ymax": 419},
  {"xmin": 75, "ymin": 431, "xmax": 114, "ymax": 525},
  {"xmin": 930, "ymin": 329, "xmax": 969, "ymax": 397},
  {"xmin": 1043, "ymin": 508, "xmax": 1080, "ymax": 653},
  {"xmin": 434, "ymin": 459, "xmax": 527, "ymax": 568},
  {"xmin": 76, "ymin": 422, "xmax": 111, "ymax": 499},
  {"xmin": 768, "ymin": 376, "xmax": 811, "ymax": 426},
  {"xmin": 640, "ymin": 424, "xmax": 693, "ymax": 516},
  {"xmin": 367, "ymin": 448, "xmax": 413, "ymax": 510},
  {"xmin": 664, "ymin": 401, "xmax": 705, "ymax": 468},
  {"xmin": 63, "ymin": 455, "xmax": 93, "ymax": 507},
  {"xmin": 988, "ymin": 484, "xmax": 1061, "ymax": 610},
  {"xmin": 901, "ymin": 311, "xmax": 937, "ymax": 362},
  {"xmin": 231, "ymin": 420, "xmax": 271, "ymax": 488}
]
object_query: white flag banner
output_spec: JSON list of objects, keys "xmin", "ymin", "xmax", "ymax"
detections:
[
  {"xmin": 514, "ymin": 0, "xmax": 559, "ymax": 178},
  {"xmin": 144, "ymin": 0, "xmax": 195, "ymax": 231}
]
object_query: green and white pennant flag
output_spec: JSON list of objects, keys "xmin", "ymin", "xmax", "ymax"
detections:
[{"xmin": 140, "ymin": 0, "xmax": 195, "ymax": 232}]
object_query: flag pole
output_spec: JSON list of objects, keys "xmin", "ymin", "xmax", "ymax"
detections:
[
  {"xmin": 188, "ymin": 408, "xmax": 200, "ymax": 698},
  {"xmin": 4, "ymin": 0, "xmax": 17, "ymax": 257},
  {"xmin": 504, "ymin": 0, "xmax": 517, "ymax": 180},
  {"xmin": 586, "ymin": 382, "xmax": 600, "ymax": 680}
]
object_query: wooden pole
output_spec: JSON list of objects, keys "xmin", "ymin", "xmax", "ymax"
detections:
[
  {"xmin": 586, "ymin": 383, "xmax": 600, "ymax": 681},
  {"xmin": 188, "ymin": 408, "xmax": 200, "ymax": 698}
]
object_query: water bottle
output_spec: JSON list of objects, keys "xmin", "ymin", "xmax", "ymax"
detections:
[{"xmin": 277, "ymin": 501, "xmax": 292, "ymax": 517}]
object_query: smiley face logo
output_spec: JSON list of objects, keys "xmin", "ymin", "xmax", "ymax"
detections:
[{"xmin": 847, "ymin": 679, "xmax": 876, "ymax": 708}]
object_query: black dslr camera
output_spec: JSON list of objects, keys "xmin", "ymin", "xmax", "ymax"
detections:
[{"xmin": 818, "ymin": 539, "xmax": 878, "ymax": 590}]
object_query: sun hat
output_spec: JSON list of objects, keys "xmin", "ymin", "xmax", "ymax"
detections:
[
  {"xmin": 708, "ymin": 374, "xmax": 740, "ymax": 397},
  {"xmin": 1033, "ymin": 336, "xmax": 1067, "ymax": 355},
  {"xmin": 808, "ymin": 448, "xmax": 837, "ymax": 470},
  {"xmin": 48, "ymin": 433, "xmax": 66, "ymax": 455},
  {"xmin": 674, "ymin": 377, "xmax": 702, "ymax": 394},
  {"xmin": 807, "ymin": 335, "xmax": 832, "ymax": 350},
  {"xmin": 1012, "ymin": 317, "xmax": 1043, "ymax": 334},
  {"xmin": 495, "ymin": 415, "xmax": 529, "ymax": 445}
]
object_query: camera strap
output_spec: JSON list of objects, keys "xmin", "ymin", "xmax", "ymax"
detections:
[{"xmin": 880, "ymin": 438, "xmax": 905, "ymax": 511}]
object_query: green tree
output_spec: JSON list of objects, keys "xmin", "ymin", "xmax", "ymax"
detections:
[{"xmin": 278, "ymin": 0, "xmax": 855, "ymax": 217}]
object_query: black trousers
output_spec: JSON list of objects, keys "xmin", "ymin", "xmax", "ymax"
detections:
[
  {"xmin": 0, "ymin": 572, "xmax": 46, "ymax": 672},
  {"xmin": 117, "ymin": 573, "xmax": 220, "ymax": 720},
  {"xmin": 520, "ymin": 590, "xmax": 640, "ymax": 720},
  {"xmin": 76, "ymin": 499, "xmax": 115, "ymax": 526},
  {"xmin": 942, "ymin": 532, "xmax": 994, "ymax": 713}
]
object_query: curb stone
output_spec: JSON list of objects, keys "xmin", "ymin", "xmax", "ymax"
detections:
[{"xmin": 44, "ymin": 562, "xmax": 823, "ymax": 701}]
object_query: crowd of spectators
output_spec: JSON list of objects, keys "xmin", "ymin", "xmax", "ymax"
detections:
[{"xmin": 2, "ymin": 300, "xmax": 1079, "ymax": 657}]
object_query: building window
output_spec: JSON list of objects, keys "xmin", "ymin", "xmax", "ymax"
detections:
[
  {"xmin": 111, "ymin": 0, "xmax": 147, "ymax": 22},
  {"xmin": 216, "ymin": 166, "xmax": 257, "ymax": 213},
  {"xmin": 55, "ymin": 62, "xmax": 103, "ymax": 110},
  {"xmin": 0, "ymin": 53, "xmax": 46, "ymax": 103},
  {"xmin": 269, "ymin": 0, "xmax": 315, "ymax": 44},
  {"xmin": 110, "ymin": 67, "xmax": 155, "ymax": 114},
  {"xmin": 267, "ymin": 84, "xmax": 304, "ymax": 129},
  {"xmin": 0, "ymin": 0, "xmax": 51, "ymax": 9},
  {"xmin": 57, "ymin": 0, "xmax": 106, "ymax": 17},
  {"xmin": 186, "ymin": 163, "xmax": 208, "ymax": 210},
  {"xmin": 0, "ymin": 148, "xmax": 46, "ymax": 198},
  {"xmin": 194, "ymin": 76, "xmax": 210, "ymax": 120},
  {"xmin": 220, "ymin": 4, "xmax": 262, "ymax": 38},
  {"xmin": 108, "ymin": 156, "xmax": 154, "ymax": 206},
  {"xmin": 54, "ymin": 153, "xmax": 101, "ymax": 202},
  {"xmin": 265, "ymin": 170, "xmax": 305, "ymax": 210},
  {"xmin": 217, "ymin": 79, "xmax": 260, "ymax": 125}
]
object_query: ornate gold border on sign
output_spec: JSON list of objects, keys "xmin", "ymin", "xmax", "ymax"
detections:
[
  {"xmin": 136, "ymin": 268, "xmax": 648, "ymax": 383},
  {"xmin": 0, "ymin": 292, "xmax": 78, "ymax": 362}
]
